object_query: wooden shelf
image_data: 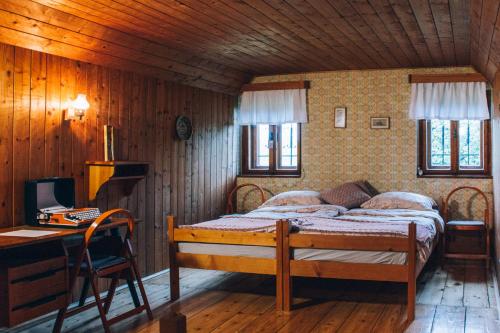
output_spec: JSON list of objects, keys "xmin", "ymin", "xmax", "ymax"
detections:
[{"xmin": 86, "ymin": 161, "xmax": 149, "ymax": 201}]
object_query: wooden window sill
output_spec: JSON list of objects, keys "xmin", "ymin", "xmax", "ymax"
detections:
[
  {"xmin": 417, "ymin": 174, "xmax": 492, "ymax": 179},
  {"xmin": 238, "ymin": 174, "xmax": 301, "ymax": 178}
]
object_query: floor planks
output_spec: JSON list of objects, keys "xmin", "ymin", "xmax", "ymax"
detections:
[{"xmin": 3, "ymin": 259, "xmax": 499, "ymax": 333}]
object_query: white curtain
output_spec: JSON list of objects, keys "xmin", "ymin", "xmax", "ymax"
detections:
[
  {"xmin": 238, "ymin": 89, "xmax": 307, "ymax": 125},
  {"xmin": 409, "ymin": 82, "xmax": 489, "ymax": 120}
]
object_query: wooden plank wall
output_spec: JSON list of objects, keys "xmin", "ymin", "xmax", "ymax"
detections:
[{"xmin": 0, "ymin": 42, "xmax": 239, "ymax": 275}]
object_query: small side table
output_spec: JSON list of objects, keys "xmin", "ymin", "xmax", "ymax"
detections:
[{"xmin": 442, "ymin": 186, "xmax": 490, "ymax": 268}]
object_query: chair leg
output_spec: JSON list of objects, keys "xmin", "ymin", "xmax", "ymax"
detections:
[
  {"xmin": 90, "ymin": 276, "xmax": 111, "ymax": 333},
  {"xmin": 103, "ymin": 275, "xmax": 119, "ymax": 314},
  {"xmin": 52, "ymin": 307, "xmax": 67, "ymax": 333},
  {"xmin": 441, "ymin": 232, "xmax": 446, "ymax": 267},
  {"xmin": 129, "ymin": 257, "xmax": 153, "ymax": 320},
  {"xmin": 78, "ymin": 277, "xmax": 91, "ymax": 307},
  {"xmin": 126, "ymin": 277, "xmax": 141, "ymax": 308},
  {"xmin": 486, "ymin": 228, "xmax": 490, "ymax": 270}
]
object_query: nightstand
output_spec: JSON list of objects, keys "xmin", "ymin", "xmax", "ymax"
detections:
[{"xmin": 442, "ymin": 186, "xmax": 490, "ymax": 268}]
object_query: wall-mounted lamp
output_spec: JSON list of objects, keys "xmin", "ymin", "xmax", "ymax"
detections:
[{"xmin": 66, "ymin": 93, "xmax": 90, "ymax": 120}]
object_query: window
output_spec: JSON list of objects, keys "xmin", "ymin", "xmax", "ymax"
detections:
[
  {"xmin": 418, "ymin": 119, "xmax": 490, "ymax": 177},
  {"xmin": 242, "ymin": 123, "xmax": 301, "ymax": 176}
]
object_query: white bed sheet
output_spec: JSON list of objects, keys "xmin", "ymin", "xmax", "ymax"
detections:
[{"xmin": 178, "ymin": 242, "xmax": 432, "ymax": 265}]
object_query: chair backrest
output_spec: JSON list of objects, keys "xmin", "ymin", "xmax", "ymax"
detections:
[
  {"xmin": 225, "ymin": 183, "xmax": 267, "ymax": 214},
  {"xmin": 443, "ymin": 186, "xmax": 489, "ymax": 226},
  {"xmin": 73, "ymin": 209, "xmax": 135, "ymax": 276},
  {"xmin": 83, "ymin": 208, "xmax": 134, "ymax": 248}
]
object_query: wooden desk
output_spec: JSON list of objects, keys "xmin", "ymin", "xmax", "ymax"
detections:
[
  {"xmin": 0, "ymin": 218, "xmax": 130, "ymax": 250},
  {"xmin": 0, "ymin": 219, "xmax": 130, "ymax": 328}
]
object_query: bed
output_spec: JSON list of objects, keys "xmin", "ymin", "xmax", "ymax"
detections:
[
  {"xmin": 166, "ymin": 204, "xmax": 345, "ymax": 311},
  {"xmin": 167, "ymin": 191, "xmax": 444, "ymax": 323},
  {"xmin": 281, "ymin": 207, "xmax": 444, "ymax": 323}
]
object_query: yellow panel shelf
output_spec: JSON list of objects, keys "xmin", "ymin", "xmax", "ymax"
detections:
[{"xmin": 86, "ymin": 161, "xmax": 149, "ymax": 201}]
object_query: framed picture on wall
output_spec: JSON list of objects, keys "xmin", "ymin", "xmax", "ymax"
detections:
[
  {"xmin": 370, "ymin": 117, "xmax": 390, "ymax": 129},
  {"xmin": 334, "ymin": 107, "xmax": 346, "ymax": 128}
]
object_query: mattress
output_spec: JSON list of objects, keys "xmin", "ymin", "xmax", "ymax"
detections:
[{"xmin": 178, "ymin": 240, "xmax": 433, "ymax": 265}]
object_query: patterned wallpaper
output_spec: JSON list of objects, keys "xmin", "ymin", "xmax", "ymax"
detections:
[{"xmin": 237, "ymin": 67, "xmax": 492, "ymax": 220}]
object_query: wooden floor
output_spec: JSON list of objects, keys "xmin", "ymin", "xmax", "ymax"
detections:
[{"xmin": 4, "ymin": 259, "xmax": 499, "ymax": 333}]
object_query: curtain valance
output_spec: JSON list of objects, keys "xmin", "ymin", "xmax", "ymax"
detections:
[
  {"xmin": 238, "ymin": 89, "xmax": 307, "ymax": 125},
  {"xmin": 409, "ymin": 81, "xmax": 489, "ymax": 120}
]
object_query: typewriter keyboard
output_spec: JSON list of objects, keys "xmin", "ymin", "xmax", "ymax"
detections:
[{"xmin": 65, "ymin": 208, "xmax": 102, "ymax": 222}]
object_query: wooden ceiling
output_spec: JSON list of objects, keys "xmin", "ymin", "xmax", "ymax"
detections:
[{"xmin": 0, "ymin": 0, "xmax": 498, "ymax": 94}]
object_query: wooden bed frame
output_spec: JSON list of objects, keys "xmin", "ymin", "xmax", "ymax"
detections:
[
  {"xmin": 167, "ymin": 216, "xmax": 288, "ymax": 310},
  {"xmin": 168, "ymin": 216, "xmax": 424, "ymax": 322},
  {"xmin": 279, "ymin": 221, "xmax": 419, "ymax": 323}
]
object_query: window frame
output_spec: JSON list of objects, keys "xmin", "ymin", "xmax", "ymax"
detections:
[
  {"xmin": 418, "ymin": 119, "xmax": 491, "ymax": 178},
  {"xmin": 242, "ymin": 124, "xmax": 301, "ymax": 177}
]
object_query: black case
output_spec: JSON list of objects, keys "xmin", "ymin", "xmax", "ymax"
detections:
[{"xmin": 24, "ymin": 178, "xmax": 75, "ymax": 226}]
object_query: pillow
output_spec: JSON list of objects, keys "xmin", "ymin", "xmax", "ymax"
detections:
[
  {"xmin": 260, "ymin": 190, "xmax": 323, "ymax": 207},
  {"xmin": 361, "ymin": 191, "xmax": 436, "ymax": 211},
  {"xmin": 320, "ymin": 182, "xmax": 372, "ymax": 209}
]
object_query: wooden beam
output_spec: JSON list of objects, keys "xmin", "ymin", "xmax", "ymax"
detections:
[
  {"xmin": 241, "ymin": 81, "xmax": 310, "ymax": 92},
  {"xmin": 173, "ymin": 228, "xmax": 277, "ymax": 246},
  {"xmin": 176, "ymin": 253, "xmax": 276, "ymax": 274},
  {"xmin": 290, "ymin": 260, "xmax": 408, "ymax": 282},
  {"xmin": 289, "ymin": 234, "xmax": 408, "ymax": 252},
  {"xmin": 409, "ymin": 73, "xmax": 488, "ymax": 83}
]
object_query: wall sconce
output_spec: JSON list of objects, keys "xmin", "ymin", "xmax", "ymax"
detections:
[{"xmin": 66, "ymin": 93, "xmax": 90, "ymax": 120}]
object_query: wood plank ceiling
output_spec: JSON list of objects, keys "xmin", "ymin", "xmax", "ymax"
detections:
[{"xmin": 0, "ymin": 0, "xmax": 499, "ymax": 94}]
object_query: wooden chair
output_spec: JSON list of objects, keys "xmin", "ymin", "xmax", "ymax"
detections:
[
  {"xmin": 225, "ymin": 183, "xmax": 268, "ymax": 214},
  {"xmin": 442, "ymin": 186, "xmax": 490, "ymax": 268},
  {"xmin": 52, "ymin": 209, "xmax": 153, "ymax": 333}
]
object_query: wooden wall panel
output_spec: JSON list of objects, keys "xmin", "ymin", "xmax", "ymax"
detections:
[
  {"xmin": 0, "ymin": 44, "xmax": 13, "ymax": 228},
  {"xmin": 0, "ymin": 42, "xmax": 238, "ymax": 277}
]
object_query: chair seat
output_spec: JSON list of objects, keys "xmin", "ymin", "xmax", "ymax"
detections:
[
  {"xmin": 70, "ymin": 255, "xmax": 128, "ymax": 272},
  {"xmin": 447, "ymin": 220, "xmax": 485, "ymax": 227}
]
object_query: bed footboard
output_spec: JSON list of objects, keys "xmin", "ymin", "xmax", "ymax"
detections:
[
  {"xmin": 166, "ymin": 216, "xmax": 289, "ymax": 310},
  {"xmin": 283, "ymin": 222, "xmax": 417, "ymax": 323}
]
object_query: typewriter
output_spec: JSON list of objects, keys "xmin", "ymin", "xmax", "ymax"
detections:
[
  {"xmin": 25, "ymin": 178, "xmax": 102, "ymax": 227},
  {"xmin": 39, "ymin": 207, "xmax": 102, "ymax": 227}
]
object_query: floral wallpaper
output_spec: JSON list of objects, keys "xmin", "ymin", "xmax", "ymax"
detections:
[{"xmin": 237, "ymin": 67, "xmax": 492, "ymax": 219}]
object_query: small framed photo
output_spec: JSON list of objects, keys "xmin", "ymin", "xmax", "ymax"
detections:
[
  {"xmin": 370, "ymin": 117, "xmax": 390, "ymax": 129},
  {"xmin": 334, "ymin": 107, "xmax": 347, "ymax": 128}
]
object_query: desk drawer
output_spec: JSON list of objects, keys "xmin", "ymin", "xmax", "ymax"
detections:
[
  {"xmin": 10, "ymin": 268, "xmax": 67, "ymax": 307},
  {"xmin": 0, "ymin": 241, "xmax": 69, "ymax": 327},
  {"xmin": 9, "ymin": 293, "xmax": 67, "ymax": 327},
  {"xmin": 8, "ymin": 256, "xmax": 66, "ymax": 281}
]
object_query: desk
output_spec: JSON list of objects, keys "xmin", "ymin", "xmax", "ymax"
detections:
[
  {"xmin": 0, "ymin": 218, "xmax": 130, "ymax": 328},
  {"xmin": 0, "ymin": 218, "xmax": 130, "ymax": 250}
]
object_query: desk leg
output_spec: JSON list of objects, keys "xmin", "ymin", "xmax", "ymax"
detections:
[{"xmin": 127, "ymin": 278, "xmax": 141, "ymax": 307}]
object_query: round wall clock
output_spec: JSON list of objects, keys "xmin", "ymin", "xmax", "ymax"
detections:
[{"xmin": 175, "ymin": 116, "xmax": 193, "ymax": 140}]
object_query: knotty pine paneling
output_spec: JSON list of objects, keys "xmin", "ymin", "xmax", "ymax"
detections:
[{"xmin": 0, "ymin": 42, "xmax": 239, "ymax": 276}]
